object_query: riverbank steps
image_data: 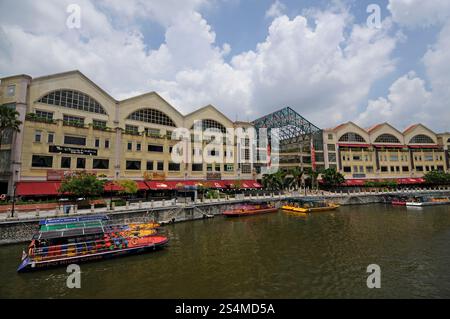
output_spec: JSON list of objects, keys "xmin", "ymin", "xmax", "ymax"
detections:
[{"xmin": 1, "ymin": 190, "xmax": 449, "ymax": 245}]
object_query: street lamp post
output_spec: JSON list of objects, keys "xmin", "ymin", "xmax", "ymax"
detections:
[{"xmin": 11, "ymin": 182, "xmax": 17, "ymax": 218}]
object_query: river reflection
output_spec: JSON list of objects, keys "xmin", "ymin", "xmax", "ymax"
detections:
[{"xmin": 1, "ymin": 204, "xmax": 450, "ymax": 299}]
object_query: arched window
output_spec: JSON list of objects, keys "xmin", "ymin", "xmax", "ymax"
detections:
[
  {"xmin": 127, "ymin": 108, "xmax": 176, "ymax": 127},
  {"xmin": 339, "ymin": 132, "xmax": 366, "ymax": 143},
  {"xmin": 37, "ymin": 90, "xmax": 107, "ymax": 114},
  {"xmin": 374, "ymin": 134, "xmax": 401, "ymax": 144},
  {"xmin": 409, "ymin": 134, "xmax": 434, "ymax": 144},
  {"xmin": 191, "ymin": 119, "xmax": 226, "ymax": 133},
  {"xmin": 447, "ymin": 138, "xmax": 450, "ymax": 143}
]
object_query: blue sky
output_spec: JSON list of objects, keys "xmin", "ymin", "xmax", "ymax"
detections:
[{"xmin": 0, "ymin": 0, "xmax": 449, "ymax": 131}]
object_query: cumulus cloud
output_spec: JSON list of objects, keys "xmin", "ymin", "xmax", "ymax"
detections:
[
  {"xmin": 265, "ymin": 1, "xmax": 286, "ymax": 19},
  {"xmin": 357, "ymin": 0, "xmax": 450, "ymax": 131},
  {"xmin": 388, "ymin": 0, "xmax": 450, "ymax": 28},
  {"xmin": 356, "ymin": 72, "xmax": 432, "ymax": 128},
  {"xmin": 0, "ymin": 0, "xmax": 399, "ymax": 127}
]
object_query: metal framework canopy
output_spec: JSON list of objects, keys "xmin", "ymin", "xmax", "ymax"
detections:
[{"xmin": 252, "ymin": 107, "xmax": 322, "ymax": 143}]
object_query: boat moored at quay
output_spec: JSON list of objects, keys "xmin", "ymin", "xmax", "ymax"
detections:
[
  {"xmin": 223, "ymin": 201, "xmax": 278, "ymax": 217},
  {"xmin": 406, "ymin": 197, "xmax": 450, "ymax": 207},
  {"xmin": 17, "ymin": 215, "xmax": 168, "ymax": 273},
  {"xmin": 282, "ymin": 199, "xmax": 340, "ymax": 213}
]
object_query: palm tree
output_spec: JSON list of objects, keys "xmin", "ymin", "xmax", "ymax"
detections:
[
  {"xmin": 0, "ymin": 105, "xmax": 21, "ymax": 151},
  {"xmin": 305, "ymin": 167, "xmax": 322, "ymax": 190},
  {"xmin": 289, "ymin": 167, "xmax": 304, "ymax": 190}
]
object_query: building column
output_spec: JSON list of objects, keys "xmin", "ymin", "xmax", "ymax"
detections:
[{"xmin": 8, "ymin": 102, "xmax": 27, "ymax": 196}]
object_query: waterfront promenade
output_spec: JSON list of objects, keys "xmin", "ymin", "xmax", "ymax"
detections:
[
  {"xmin": 1, "ymin": 187, "xmax": 450, "ymax": 246},
  {"xmin": 2, "ymin": 187, "xmax": 450, "ymax": 223}
]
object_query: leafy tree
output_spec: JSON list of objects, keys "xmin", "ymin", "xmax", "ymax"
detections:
[
  {"xmin": 59, "ymin": 172, "xmax": 105, "ymax": 200},
  {"xmin": 116, "ymin": 180, "xmax": 139, "ymax": 198},
  {"xmin": 305, "ymin": 167, "xmax": 322, "ymax": 189},
  {"xmin": 262, "ymin": 170, "xmax": 286, "ymax": 191},
  {"xmin": 424, "ymin": 170, "xmax": 450, "ymax": 185},
  {"xmin": 289, "ymin": 167, "xmax": 304, "ymax": 190},
  {"xmin": 0, "ymin": 105, "xmax": 21, "ymax": 150},
  {"xmin": 321, "ymin": 168, "xmax": 345, "ymax": 188}
]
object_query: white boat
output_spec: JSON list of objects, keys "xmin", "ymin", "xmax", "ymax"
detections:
[{"xmin": 406, "ymin": 199, "xmax": 450, "ymax": 207}]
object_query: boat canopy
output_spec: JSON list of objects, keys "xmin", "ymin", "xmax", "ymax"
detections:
[
  {"xmin": 33, "ymin": 226, "xmax": 106, "ymax": 241},
  {"xmin": 39, "ymin": 215, "xmax": 109, "ymax": 226}
]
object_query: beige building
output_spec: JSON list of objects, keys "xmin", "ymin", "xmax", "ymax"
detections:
[
  {"xmin": 0, "ymin": 71, "xmax": 259, "ymax": 196},
  {"xmin": 322, "ymin": 122, "xmax": 449, "ymax": 185}
]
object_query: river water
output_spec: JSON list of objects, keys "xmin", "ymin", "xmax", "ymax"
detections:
[{"xmin": 1, "ymin": 204, "xmax": 450, "ymax": 299}]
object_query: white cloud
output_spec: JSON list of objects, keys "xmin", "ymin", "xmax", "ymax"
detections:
[
  {"xmin": 265, "ymin": 1, "xmax": 286, "ymax": 19},
  {"xmin": 0, "ymin": 1, "xmax": 399, "ymax": 128},
  {"xmin": 388, "ymin": 0, "xmax": 450, "ymax": 28},
  {"xmin": 356, "ymin": 1, "xmax": 450, "ymax": 132},
  {"xmin": 356, "ymin": 72, "xmax": 432, "ymax": 129}
]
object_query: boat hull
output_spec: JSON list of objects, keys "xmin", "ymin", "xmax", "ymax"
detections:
[
  {"xmin": 406, "ymin": 201, "xmax": 450, "ymax": 207},
  {"xmin": 391, "ymin": 201, "xmax": 407, "ymax": 206},
  {"xmin": 17, "ymin": 238, "xmax": 169, "ymax": 273},
  {"xmin": 282, "ymin": 205, "xmax": 340, "ymax": 213},
  {"xmin": 223, "ymin": 208, "xmax": 278, "ymax": 217}
]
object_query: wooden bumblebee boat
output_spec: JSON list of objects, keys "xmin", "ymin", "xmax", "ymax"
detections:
[
  {"xmin": 17, "ymin": 215, "xmax": 168, "ymax": 273},
  {"xmin": 223, "ymin": 202, "xmax": 278, "ymax": 217},
  {"xmin": 282, "ymin": 200, "xmax": 340, "ymax": 213},
  {"xmin": 391, "ymin": 200, "xmax": 407, "ymax": 206}
]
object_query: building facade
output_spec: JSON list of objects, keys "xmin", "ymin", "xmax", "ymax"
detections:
[
  {"xmin": 322, "ymin": 122, "xmax": 450, "ymax": 184},
  {"xmin": 0, "ymin": 71, "xmax": 258, "ymax": 196}
]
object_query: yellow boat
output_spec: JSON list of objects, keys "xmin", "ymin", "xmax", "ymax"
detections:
[{"xmin": 282, "ymin": 203, "xmax": 340, "ymax": 213}]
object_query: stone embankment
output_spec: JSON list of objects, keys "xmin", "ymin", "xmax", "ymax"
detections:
[{"xmin": 1, "ymin": 187, "xmax": 449, "ymax": 245}]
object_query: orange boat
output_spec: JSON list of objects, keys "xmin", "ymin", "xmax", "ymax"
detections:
[{"xmin": 223, "ymin": 202, "xmax": 278, "ymax": 217}]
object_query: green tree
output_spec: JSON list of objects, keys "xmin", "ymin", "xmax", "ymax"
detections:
[
  {"xmin": 262, "ymin": 170, "xmax": 286, "ymax": 191},
  {"xmin": 116, "ymin": 180, "xmax": 139, "ymax": 198},
  {"xmin": 288, "ymin": 167, "xmax": 304, "ymax": 190},
  {"xmin": 321, "ymin": 168, "xmax": 345, "ymax": 188},
  {"xmin": 424, "ymin": 170, "xmax": 450, "ymax": 185},
  {"xmin": 0, "ymin": 105, "xmax": 22, "ymax": 150},
  {"xmin": 59, "ymin": 172, "xmax": 105, "ymax": 200},
  {"xmin": 305, "ymin": 167, "xmax": 322, "ymax": 190}
]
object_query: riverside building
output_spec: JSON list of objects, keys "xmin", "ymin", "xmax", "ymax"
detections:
[
  {"xmin": 321, "ymin": 122, "xmax": 450, "ymax": 186},
  {"xmin": 1, "ymin": 70, "xmax": 449, "ymax": 196},
  {"xmin": 0, "ymin": 71, "xmax": 262, "ymax": 197}
]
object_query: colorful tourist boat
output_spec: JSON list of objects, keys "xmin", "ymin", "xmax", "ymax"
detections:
[
  {"xmin": 223, "ymin": 202, "xmax": 278, "ymax": 217},
  {"xmin": 406, "ymin": 197, "xmax": 450, "ymax": 207},
  {"xmin": 17, "ymin": 215, "xmax": 168, "ymax": 273},
  {"xmin": 282, "ymin": 200, "xmax": 340, "ymax": 213}
]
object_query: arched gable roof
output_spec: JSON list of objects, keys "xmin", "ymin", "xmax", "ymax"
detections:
[
  {"xmin": 334, "ymin": 122, "xmax": 369, "ymax": 143},
  {"xmin": 369, "ymin": 123, "xmax": 404, "ymax": 144},
  {"xmin": 403, "ymin": 123, "xmax": 437, "ymax": 144},
  {"xmin": 184, "ymin": 104, "xmax": 234, "ymax": 130}
]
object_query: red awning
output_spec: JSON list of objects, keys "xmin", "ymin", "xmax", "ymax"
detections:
[
  {"xmin": 145, "ymin": 180, "xmax": 262, "ymax": 190},
  {"xmin": 338, "ymin": 143, "xmax": 370, "ymax": 148},
  {"xmin": 136, "ymin": 181, "xmax": 149, "ymax": 190},
  {"xmin": 104, "ymin": 181, "xmax": 124, "ymax": 192},
  {"xmin": 373, "ymin": 144, "xmax": 405, "ymax": 149},
  {"xmin": 343, "ymin": 179, "xmax": 366, "ymax": 186},
  {"xmin": 343, "ymin": 178, "xmax": 426, "ymax": 186},
  {"xmin": 408, "ymin": 145, "xmax": 440, "ymax": 149},
  {"xmin": 16, "ymin": 181, "xmax": 62, "ymax": 196},
  {"xmin": 397, "ymin": 178, "xmax": 425, "ymax": 185}
]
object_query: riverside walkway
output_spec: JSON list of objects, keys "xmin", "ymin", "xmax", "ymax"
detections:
[{"xmin": 1, "ymin": 186, "xmax": 450, "ymax": 223}]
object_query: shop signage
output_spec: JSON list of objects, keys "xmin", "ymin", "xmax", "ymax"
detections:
[
  {"xmin": 49, "ymin": 145, "xmax": 97, "ymax": 156},
  {"xmin": 143, "ymin": 172, "xmax": 166, "ymax": 181},
  {"xmin": 47, "ymin": 170, "xmax": 97, "ymax": 181},
  {"xmin": 206, "ymin": 172, "xmax": 221, "ymax": 180}
]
